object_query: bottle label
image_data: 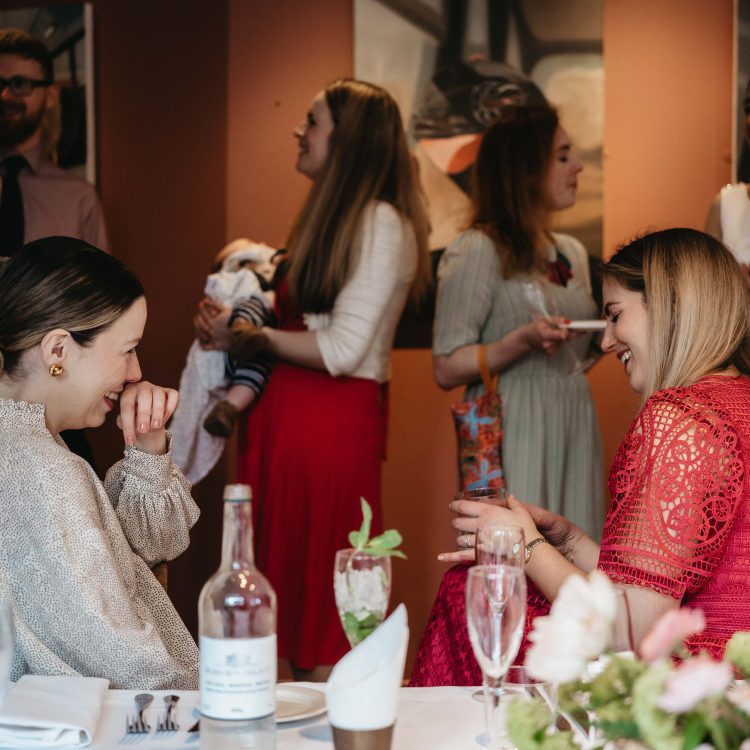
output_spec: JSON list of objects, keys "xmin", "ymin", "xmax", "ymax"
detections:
[{"xmin": 200, "ymin": 634, "xmax": 277, "ymax": 720}]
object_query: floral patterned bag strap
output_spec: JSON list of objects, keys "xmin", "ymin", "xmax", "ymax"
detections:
[{"xmin": 478, "ymin": 345, "xmax": 499, "ymax": 394}]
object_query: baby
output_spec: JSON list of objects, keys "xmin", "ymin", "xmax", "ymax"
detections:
[
  {"xmin": 169, "ymin": 239, "xmax": 279, "ymax": 484},
  {"xmin": 202, "ymin": 242, "xmax": 280, "ymax": 437}
]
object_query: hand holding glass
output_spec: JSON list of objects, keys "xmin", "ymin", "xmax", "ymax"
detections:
[{"xmin": 476, "ymin": 524, "xmax": 525, "ymax": 567}]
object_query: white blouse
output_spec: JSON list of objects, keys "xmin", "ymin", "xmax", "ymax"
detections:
[
  {"xmin": 307, "ymin": 201, "xmax": 417, "ymax": 383},
  {"xmin": 0, "ymin": 399, "xmax": 199, "ymax": 689}
]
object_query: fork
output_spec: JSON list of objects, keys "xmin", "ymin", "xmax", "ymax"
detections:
[
  {"xmin": 156, "ymin": 694, "xmax": 180, "ymax": 733},
  {"xmin": 125, "ymin": 693, "xmax": 153, "ymax": 735}
]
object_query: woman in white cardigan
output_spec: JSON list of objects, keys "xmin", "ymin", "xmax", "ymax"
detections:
[
  {"xmin": 0, "ymin": 237, "xmax": 199, "ymax": 689},
  {"xmin": 196, "ymin": 78, "xmax": 430, "ymax": 680}
]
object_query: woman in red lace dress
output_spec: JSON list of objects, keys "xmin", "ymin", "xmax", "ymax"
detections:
[{"xmin": 413, "ymin": 228, "xmax": 750, "ymax": 684}]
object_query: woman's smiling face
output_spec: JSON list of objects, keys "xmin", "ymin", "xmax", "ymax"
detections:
[{"xmin": 601, "ymin": 277, "xmax": 650, "ymax": 393}]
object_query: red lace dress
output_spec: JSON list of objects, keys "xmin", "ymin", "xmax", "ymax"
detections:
[
  {"xmin": 410, "ymin": 376, "xmax": 750, "ymax": 685},
  {"xmin": 599, "ymin": 376, "xmax": 750, "ymax": 657}
]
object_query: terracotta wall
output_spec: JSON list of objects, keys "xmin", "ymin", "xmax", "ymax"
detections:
[
  {"xmin": 6, "ymin": 0, "xmax": 732, "ymax": 673},
  {"xmin": 223, "ymin": 0, "xmax": 734, "ymax": 676}
]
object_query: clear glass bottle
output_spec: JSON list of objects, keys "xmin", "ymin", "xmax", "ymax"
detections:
[{"xmin": 199, "ymin": 484, "xmax": 277, "ymax": 749}]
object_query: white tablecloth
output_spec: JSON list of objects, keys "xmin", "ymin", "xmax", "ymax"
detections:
[{"xmin": 81, "ymin": 685, "xmax": 485, "ymax": 749}]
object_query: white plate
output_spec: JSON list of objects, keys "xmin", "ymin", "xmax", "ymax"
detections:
[
  {"xmin": 276, "ymin": 685, "xmax": 326, "ymax": 724},
  {"xmin": 560, "ymin": 319, "xmax": 607, "ymax": 331}
]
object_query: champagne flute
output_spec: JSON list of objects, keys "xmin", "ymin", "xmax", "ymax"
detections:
[
  {"xmin": 476, "ymin": 524, "xmax": 525, "ymax": 567},
  {"xmin": 520, "ymin": 279, "xmax": 592, "ymax": 375},
  {"xmin": 471, "ymin": 524, "xmax": 525, "ymax": 702},
  {"xmin": 466, "ymin": 565, "xmax": 527, "ymax": 749}
]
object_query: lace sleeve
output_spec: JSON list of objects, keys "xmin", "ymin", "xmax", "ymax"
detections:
[{"xmin": 599, "ymin": 390, "xmax": 745, "ymax": 598}]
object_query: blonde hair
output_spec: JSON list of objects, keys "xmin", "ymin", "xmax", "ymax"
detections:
[
  {"xmin": 603, "ymin": 228, "xmax": 750, "ymax": 399},
  {"xmin": 285, "ymin": 78, "xmax": 430, "ymax": 313}
]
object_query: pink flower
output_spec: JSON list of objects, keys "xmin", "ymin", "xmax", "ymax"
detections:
[
  {"xmin": 639, "ymin": 608, "xmax": 705, "ymax": 663},
  {"xmin": 657, "ymin": 656, "xmax": 733, "ymax": 713}
]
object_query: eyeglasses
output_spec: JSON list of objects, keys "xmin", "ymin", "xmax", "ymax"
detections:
[{"xmin": 0, "ymin": 76, "xmax": 51, "ymax": 97}]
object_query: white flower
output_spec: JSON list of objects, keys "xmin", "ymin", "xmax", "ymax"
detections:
[
  {"xmin": 526, "ymin": 614, "xmax": 591, "ymax": 682},
  {"xmin": 657, "ymin": 656, "xmax": 733, "ymax": 713},
  {"xmin": 727, "ymin": 681, "xmax": 750, "ymax": 715},
  {"xmin": 550, "ymin": 571, "xmax": 618, "ymax": 657},
  {"xmin": 525, "ymin": 571, "xmax": 618, "ymax": 682},
  {"xmin": 334, "ymin": 568, "xmax": 388, "ymax": 621}
]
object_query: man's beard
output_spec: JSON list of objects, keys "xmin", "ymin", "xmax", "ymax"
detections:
[{"xmin": 0, "ymin": 101, "xmax": 44, "ymax": 150}]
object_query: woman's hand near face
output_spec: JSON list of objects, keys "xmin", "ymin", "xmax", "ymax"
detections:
[
  {"xmin": 437, "ymin": 496, "xmax": 541, "ymax": 563},
  {"xmin": 117, "ymin": 381, "xmax": 179, "ymax": 454},
  {"xmin": 521, "ymin": 316, "xmax": 571, "ymax": 355},
  {"xmin": 193, "ymin": 296, "xmax": 231, "ymax": 350}
]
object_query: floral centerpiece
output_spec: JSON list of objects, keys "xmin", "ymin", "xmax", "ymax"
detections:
[
  {"xmin": 333, "ymin": 498, "xmax": 406, "ymax": 646},
  {"xmin": 507, "ymin": 571, "xmax": 750, "ymax": 750}
]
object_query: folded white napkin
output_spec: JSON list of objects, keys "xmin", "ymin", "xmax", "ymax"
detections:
[
  {"xmin": 326, "ymin": 604, "xmax": 409, "ymax": 731},
  {"xmin": 0, "ymin": 675, "xmax": 109, "ymax": 747}
]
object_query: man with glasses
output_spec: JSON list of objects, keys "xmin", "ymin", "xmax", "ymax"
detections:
[
  {"xmin": 0, "ymin": 27, "xmax": 107, "ymax": 257},
  {"xmin": 0, "ymin": 28, "xmax": 107, "ymax": 467}
]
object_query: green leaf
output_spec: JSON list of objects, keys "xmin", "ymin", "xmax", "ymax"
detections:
[
  {"xmin": 368, "ymin": 529, "xmax": 403, "ymax": 549},
  {"xmin": 342, "ymin": 612, "xmax": 360, "ymax": 640},
  {"xmin": 346, "ymin": 496, "xmax": 406, "ymax": 558},
  {"xmin": 681, "ymin": 714, "xmax": 708, "ymax": 750},
  {"xmin": 358, "ymin": 497, "xmax": 372, "ymax": 544}
]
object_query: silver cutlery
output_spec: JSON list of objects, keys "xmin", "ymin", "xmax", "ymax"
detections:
[
  {"xmin": 156, "ymin": 694, "xmax": 180, "ymax": 733},
  {"xmin": 125, "ymin": 692, "xmax": 153, "ymax": 735}
]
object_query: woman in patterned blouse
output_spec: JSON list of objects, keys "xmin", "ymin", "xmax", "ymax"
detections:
[
  {"xmin": 0, "ymin": 237, "xmax": 199, "ymax": 688},
  {"xmin": 445, "ymin": 228, "xmax": 750, "ymax": 659}
]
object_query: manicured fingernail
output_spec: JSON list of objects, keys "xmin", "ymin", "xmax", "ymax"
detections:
[
  {"xmin": 564, "ymin": 318, "xmax": 571, "ymax": 324},
  {"xmin": 152, "ymin": 419, "xmax": 161, "ymax": 428},
  {"xmin": 126, "ymin": 435, "xmax": 135, "ymax": 447},
  {"xmin": 437, "ymin": 554, "xmax": 445, "ymax": 561},
  {"xmin": 139, "ymin": 422, "xmax": 147, "ymax": 433}
]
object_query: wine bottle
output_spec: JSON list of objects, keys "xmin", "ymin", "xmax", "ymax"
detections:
[{"xmin": 199, "ymin": 484, "xmax": 277, "ymax": 749}]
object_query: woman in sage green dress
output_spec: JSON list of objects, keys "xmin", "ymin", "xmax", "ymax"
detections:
[{"xmin": 411, "ymin": 103, "xmax": 602, "ymax": 685}]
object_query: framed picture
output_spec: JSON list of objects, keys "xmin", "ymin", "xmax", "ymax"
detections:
[
  {"xmin": 356, "ymin": 0, "xmax": 603, "ymax": 346},
  {"xmin": 0, "ymin": 3, "xmax": 95, "ymax": 184}
]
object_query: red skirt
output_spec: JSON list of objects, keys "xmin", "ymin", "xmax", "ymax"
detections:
[{"xmin": 237, "ymin": 362, "xmax": 386, "ymax": 669}]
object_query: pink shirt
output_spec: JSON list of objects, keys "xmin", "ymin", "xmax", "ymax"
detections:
[{"xmin": 1, "ymin": 145, "xmax": 108, "ymax": 251}]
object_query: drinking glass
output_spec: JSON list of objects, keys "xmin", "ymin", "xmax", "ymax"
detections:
[
  {"xmin": 476, "ymin": 524, "xmax": 525, "ymax": 567},
  {"xmin": 455, "ymin": 487, "xmax": 509, "ymax": 507},
  {"xmin": 333, "ymin": 549, "xmax": 392, "ymax": 647},
  {"xmin": 0, "ymin": 603, "xmax": 13, "ymax": 705},
  {"xmin": 466, "ymin": 565, "xmax": 527, "ymax": 750},
  {"xmin": 520, "ymin": 279, "xmax": 592, "ymax": 375}
]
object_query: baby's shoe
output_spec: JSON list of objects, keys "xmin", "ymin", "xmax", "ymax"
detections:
[{"xmin": 203, "ymin": 400, "xmax": 238, "ymax": 438}]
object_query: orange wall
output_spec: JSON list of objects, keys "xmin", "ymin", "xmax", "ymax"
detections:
[
  {"xmin": 14, "ymin": 0, "xmax": 732, "ymax": 673},
  {"xmin": 225, "ymin": 0, "xmax": 734, "ymax": 676}
]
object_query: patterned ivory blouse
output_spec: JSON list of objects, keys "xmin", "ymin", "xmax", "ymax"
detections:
[{"xmin": 0, "ymin": 398, "xmax": 200, "ymax": 689}]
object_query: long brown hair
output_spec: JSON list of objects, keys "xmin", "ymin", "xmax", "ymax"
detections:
[
  {"xmin": 285, "ymin": 78, "xmax": 430, "ymax": 313},
  {"xmin": 471, "ymin": 104, "xmax": 558, "ymax": 278},
  {"xmin": 602, "ymin": 228, "xmax": 750, "ymax": 400}
]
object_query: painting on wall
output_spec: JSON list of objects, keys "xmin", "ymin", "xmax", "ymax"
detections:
[
  {"xmin": 0, "ymin": 3, "xmax": 95, "ymax": 184},
  {"xmin": 355, "ymin": 0, "xmax": 604, "ymax": 346}
]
